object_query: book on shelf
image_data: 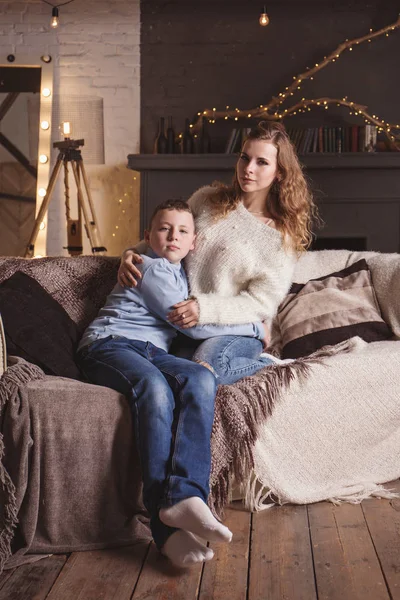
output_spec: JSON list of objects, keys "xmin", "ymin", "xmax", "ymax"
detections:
[
  {"xmin": 225, "ymin": 124, "xmax": 381, "ymax": 155},
  {"xmin": 287, "ymin": 124, "xmax": 378, "ymax": 153},
  {"xmin": 224, "ymin": 127, "xmax": 254, "ymax": 153},
  {"xmin": 224, "ymin": 129, "xmax": 237, "ymax": 153}
]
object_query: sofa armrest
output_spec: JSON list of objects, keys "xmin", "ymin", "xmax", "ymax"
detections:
[{"xmin": 367, "ymin": 253, "xmax": 400, "ymax": 338}]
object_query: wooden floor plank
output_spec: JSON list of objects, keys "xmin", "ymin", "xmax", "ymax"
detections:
[
  {"xmin": 3, "ymin": 493, "xmax": 400, "ymax": 599},
  {"xmin": 248, "ymin": 504, "xmax": 317, "ymax": 600},
  {"xmin": 311, "ymin": 501, "xmax": 390, "ymax": 600},
  {"xmin": 199, "ymin": 505, "xmax": 251, "ymax": 600},
  {"xmin": 362, "ymin": 480, "xmax": 400, "ymax": 600},
  {"xmin": 132, "ymin": 541, "xmax": 203, "ymax": 600},
  {"xmin": 309, "ymin": 501, "xmax": 382, "ymax": 600},
  {"xmin": 46, "ymin": 542, "xmax": 149, "ymax": 600},
  {"xmin": 0, "ymin": 555, "xmax": 67, "ymax": 600}
]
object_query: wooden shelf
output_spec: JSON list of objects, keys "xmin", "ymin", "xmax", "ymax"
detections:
[{"xmin": 127, "ymin": 152, "xmax": 400, "ymax": 172}]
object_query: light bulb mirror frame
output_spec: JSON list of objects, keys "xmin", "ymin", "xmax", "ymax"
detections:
[{"xmin": 0, "ymin": 54, "xmax": 53, "ymax": 257}]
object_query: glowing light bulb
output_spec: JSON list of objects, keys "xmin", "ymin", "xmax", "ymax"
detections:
[
  {"xmin": 38, "ymin": 188, "xmax": 47, "ymax": 197},
  {"xmin": 42, "ymin": 88, "xmax": 51, "ymax": 98},
  {"xmin": 41, "ymin": 120, "xmax": 50, "ymax": 130},
  {"xmin": 39, "ymin": 222, "xmax": 46, "ymax": 231},
  {"xmin": 51, "ymin": 7, "xmax": 59, "ymax": 29},
  {"xmin": 62, "ymin": 121, "xmax": 71, "ymax": 137},
  {"xmin": 259, "ymin": 6, "xmax": 270, "ymax": 26},
  {"xmin": 39, "ymin": 154, "xmax": 48, "ymax": 164}
]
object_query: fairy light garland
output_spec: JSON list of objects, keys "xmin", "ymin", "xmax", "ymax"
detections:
[{"xmin": 188, "ymin": 15, "xmax": 400, "ymax": 147}]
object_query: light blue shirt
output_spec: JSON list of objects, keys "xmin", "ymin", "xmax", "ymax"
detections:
[{"xmin": 79, "ymin": 249, "xmax": 265, "ymax": 352}]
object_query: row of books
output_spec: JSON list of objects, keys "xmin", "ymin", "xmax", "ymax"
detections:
[
  {"xmin": 224, "ymin": 124, "xmax": 379, "ymax": 154},
  {"xmin": 287, "ymin": 125, "xmax": 378, "ymax": 154}
]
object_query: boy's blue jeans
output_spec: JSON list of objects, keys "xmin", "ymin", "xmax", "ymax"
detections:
[{"xmin": 76, "ymin": 335, "xmax": 217, "ymax": 550}]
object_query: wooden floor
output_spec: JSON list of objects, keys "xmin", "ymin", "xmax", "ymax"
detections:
[{"xmin": 1, "ymin": 480, "xmax": 400, "ymax": 600}]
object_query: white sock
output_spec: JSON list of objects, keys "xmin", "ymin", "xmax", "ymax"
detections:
[
  {"xmin": 259, "ymin": 352, "xmax": 295, "ymax": 364},
  {"xmin": 162, "ymin": 530, "xmax": 214, "ymax": 567},
  {"xmin": 159, "ymin": 497, "xmax": 233, "ymax": 543}
]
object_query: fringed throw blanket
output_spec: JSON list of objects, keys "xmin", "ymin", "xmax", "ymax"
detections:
[
  {"xmin": 208, "ymin": 337, "xmax": 372, "ymax": 516},
  {"xmin": 250, "ymin": 338, "xmax": 400, "ymax": 510},
  {"xmin": 0, "ymin": 358, "xmax": 151, "ymax": 574},
  {"xmin": 0, "ymin": 358, "xmax": 45, "ymax": 573}
]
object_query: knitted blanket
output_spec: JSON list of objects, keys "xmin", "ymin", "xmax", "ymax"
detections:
[
  {"xmin": 208, "ymin": 335, "xmax": 399, "ymax": 516},
  {"xmin": 0, "ymin": 359, "xmax": 45, "ymax": 573},
  {"xmin": 250, "ymin": 338, "xmax": 400, "ymax": 510},
  {"xmin": 0, "ymin": 359, "xmax": 151, "ymax": 573},
  {"xmin": 0, "ymin": 339, "xmax": 357, "ymax": 571}
]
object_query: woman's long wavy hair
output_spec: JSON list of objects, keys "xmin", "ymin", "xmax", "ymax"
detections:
[{"xmin": 209, "ymin": 120, "xmax": 318, "ymax": 252}]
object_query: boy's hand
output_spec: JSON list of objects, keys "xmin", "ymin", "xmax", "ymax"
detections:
[
  {"xmin": 261, "ymin": 322, "xmax": 270, "ymax": 350},
  {"xmin": 118, "ymin": 250, "xmax": 143, "ymax": 287},
  {"xmin": 168, "ymin": 299, "xmax": 199, "ymax": 328}
]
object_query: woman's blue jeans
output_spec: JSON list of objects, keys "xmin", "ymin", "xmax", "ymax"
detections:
[
  {"xmin": 173, "ymin": 335, "xmax": 274, "ymax": 385},
  {"xmin": 76, "ymin": 335, "xmax": 217, "ymax": 550}
]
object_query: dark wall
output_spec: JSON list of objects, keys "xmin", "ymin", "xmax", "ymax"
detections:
[{"xmin": 140, "ymin": 0, "xmax": 400, "ymax": 153}]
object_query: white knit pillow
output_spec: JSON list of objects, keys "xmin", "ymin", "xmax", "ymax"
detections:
[{"xmin": 0, "ymin": 314, "xmax": 6, "ymax": 378}]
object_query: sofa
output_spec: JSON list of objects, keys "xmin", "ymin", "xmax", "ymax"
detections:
[{"xmin": 1, "ymin": 249, "xmax": 399, "ymax": 571}]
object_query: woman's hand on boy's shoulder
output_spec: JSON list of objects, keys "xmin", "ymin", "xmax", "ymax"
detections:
[
  {"xmin": 118, "ymin": 249, "xmax": 143, "ymax": 287},
  {"xmin": 167, "ymin": 298, "xmax": 199, "ymax": 328}
]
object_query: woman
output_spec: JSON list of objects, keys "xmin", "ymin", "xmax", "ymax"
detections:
[{"xmin": 119, "ymin": 121, "xmax": 316, "ymax": 383}]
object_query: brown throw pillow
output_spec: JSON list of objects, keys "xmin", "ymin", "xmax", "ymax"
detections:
[
  {"xmin": 277, "ymin": 259, "xmax": 392, "ymax": 359},
  {"xmin": 0, "ymin": 271, "xmax": 81, "ymax": 379}
]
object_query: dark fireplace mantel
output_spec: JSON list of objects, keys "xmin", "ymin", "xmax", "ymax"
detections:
[{"xmin": 127, "ymin": 153, "xmax": 400, "ymax": 253}]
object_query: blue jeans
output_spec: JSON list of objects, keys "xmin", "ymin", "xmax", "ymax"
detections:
[
  {"xmin": 76, "ymin": 335, "xmax": 217, "ymax": 550},
  {"xmin": 191, "ymin": 336, "xmax": 275, "ymax": 385}
]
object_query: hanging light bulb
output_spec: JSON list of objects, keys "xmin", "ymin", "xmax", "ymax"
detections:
[
  {"xmin": 259, "ymin": 5, "xmax": 270, "ymax": 27},
  {"xmin": 51, "ymin": 6, "xmax": 59, "ymax": 28}
]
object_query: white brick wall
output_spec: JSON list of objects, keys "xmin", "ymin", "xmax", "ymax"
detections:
[{"xmin": 1, "ymin": 0, "xmax": 141, "ymax": 256}]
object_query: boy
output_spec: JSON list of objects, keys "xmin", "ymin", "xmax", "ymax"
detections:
[{"xmin": 76, "ymin": 199, "xmax": 266, "ymax": 567}]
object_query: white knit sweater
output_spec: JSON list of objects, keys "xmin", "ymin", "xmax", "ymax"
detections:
[{"xmin": 185, "ymin": 186, "xmax": 297, "ymax": 326}]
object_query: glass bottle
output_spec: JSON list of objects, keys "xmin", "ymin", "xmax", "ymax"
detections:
[
  {"xmin": 166, "ymin": 116, "xmax": 176, "ymax": 154},
  {"xmin": 199, "ymin": 116, "xmax": 211, "ymax": 153},
  {"xmin": 181, "ymin": 118, "xmax": 194, "ymax": 154},
  {"xmin": 154, "ymin": 116, "xmax": 167, "ymax": 154}
]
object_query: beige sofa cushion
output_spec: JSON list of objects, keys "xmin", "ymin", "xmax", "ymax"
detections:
[
  {"xmin": 277, "ymin": 259, "xmax": 392, "ymax": 359},
  {"xmin": 293, "ymin": 250, "xmax": 400, "ymax": 338},
  {"xmin": 0, "ymin": 314, "xmax": 6, "ymax": 378}
]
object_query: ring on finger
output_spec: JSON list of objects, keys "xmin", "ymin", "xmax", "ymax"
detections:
[{"xmin": 181, "ymin": 313, "xmax": 186, "ymax": 319}]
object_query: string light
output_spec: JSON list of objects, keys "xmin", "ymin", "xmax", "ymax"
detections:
[
  {"xmin": 51, "ymin": 7, "xmax": 59, "ymax": 28},
  {"xmin": 41, "ymin": 0, "xmax": 76, "ymax": 29},
  {"xmin": 187, "ymin": 16, "xmax": 400, "ymax": 148},
  {"xmin": 259, "ymin": 5, "xmax": 270, "ymax": 27}
]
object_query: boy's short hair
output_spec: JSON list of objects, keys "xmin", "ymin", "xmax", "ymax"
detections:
[{"xmin": 149, "ymin": 199, "xmax": 194, "ymax": 228}]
